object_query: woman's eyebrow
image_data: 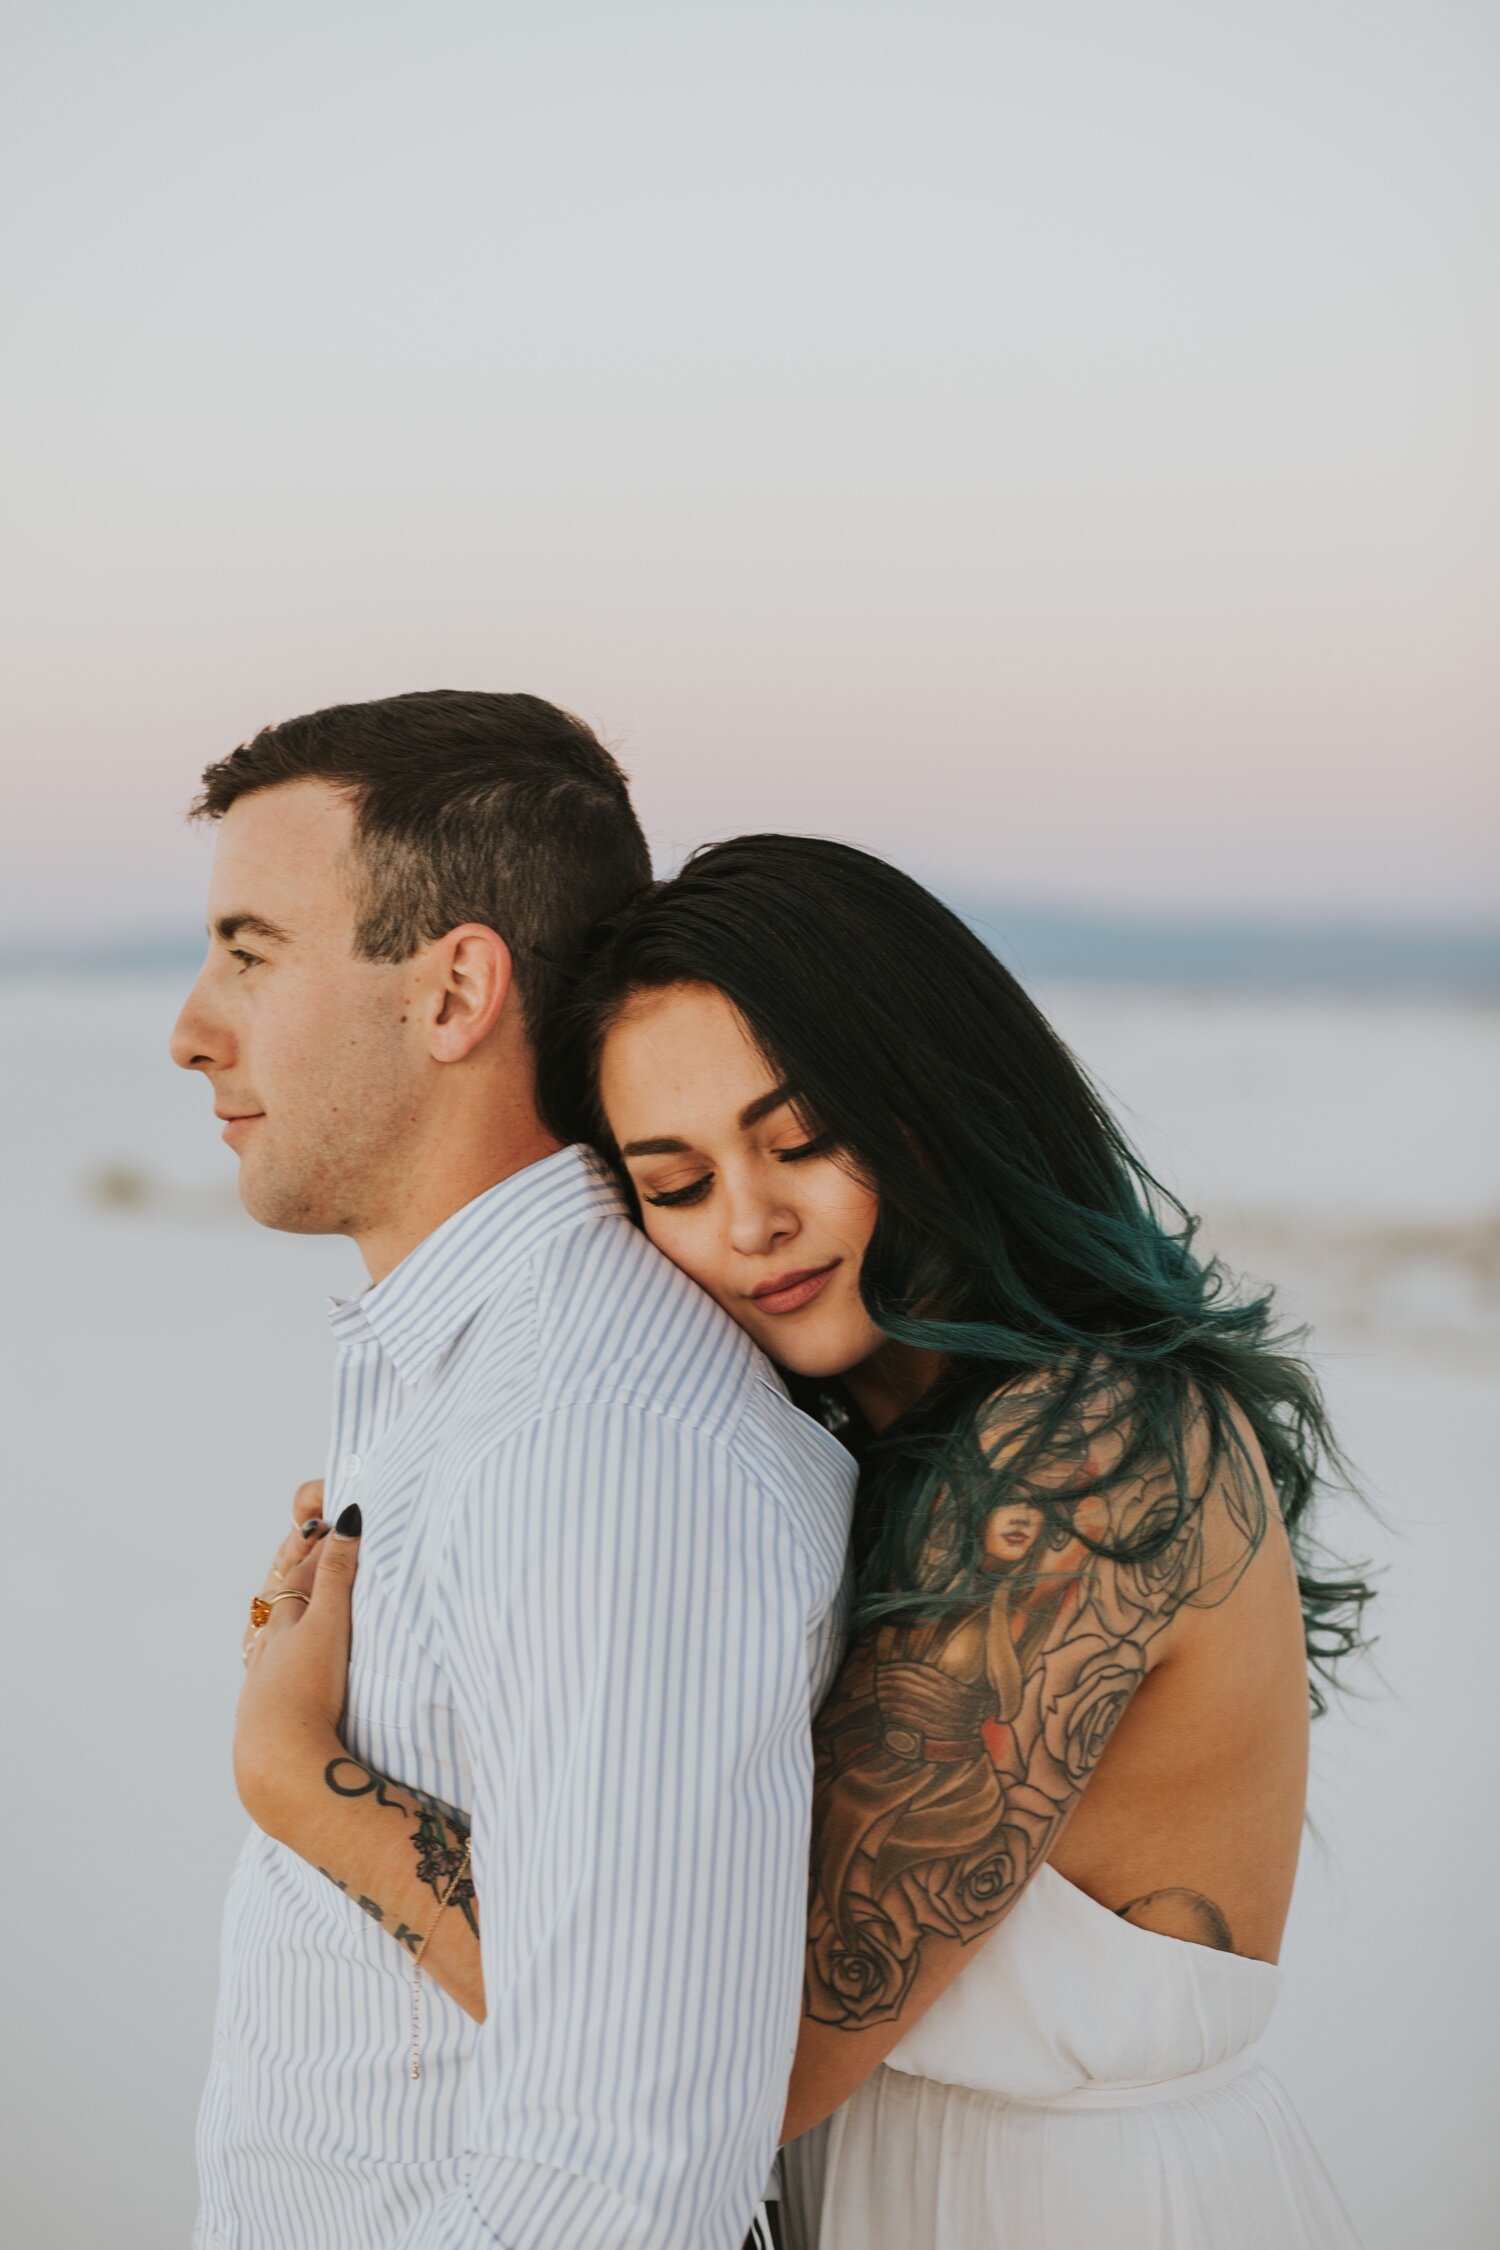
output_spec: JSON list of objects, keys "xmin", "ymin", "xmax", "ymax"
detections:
[
  {"xmin": 738, "ymin": 1081, "xmax": 797, "ymax": 1130},
  {"xmin": 618, "ymin": 1085, "xmax": 798, "ymax": 1160}
]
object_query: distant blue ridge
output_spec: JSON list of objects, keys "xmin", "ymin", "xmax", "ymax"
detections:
[
  {"xmin": 2, "ymin": 908, "xmax": 1497, "ymax": 998},
  {"xmin": 950, "ymin": 904, "xmax": 1500, "ymax": 999}
]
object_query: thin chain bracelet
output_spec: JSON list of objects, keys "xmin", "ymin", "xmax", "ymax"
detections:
[{"xmin": 409, "ymin": 1837, "xmax": 473, "ymax": 2084}]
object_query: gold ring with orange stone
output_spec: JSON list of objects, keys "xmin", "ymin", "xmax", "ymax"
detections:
[{"xmin": 249, "ymin": 1589, "xmax": 311, "ymax": 1630}]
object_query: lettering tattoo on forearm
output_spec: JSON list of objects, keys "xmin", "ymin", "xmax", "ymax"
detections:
[
  {"xmin": 321, "ymin": 1757, "xmax": 479, "ymax": 1940},
  {"xmin": 316, "ymin": 1865, "xmax": 427, "ymax": 1953},
  {"xmin": 806, "ymin": 1381, "xmax": 1265, "ymax": 2031}
]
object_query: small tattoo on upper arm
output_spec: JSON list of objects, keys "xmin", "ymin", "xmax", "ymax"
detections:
[{"xmin": 1115, "ymin": 1887, "xmax": 1236, "ymax": 1953}]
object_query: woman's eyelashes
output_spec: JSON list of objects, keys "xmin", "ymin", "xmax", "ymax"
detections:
[
  {"xmin": 643, "ymin": 1174, "xmax": 712, "ymax": 1209},
  {"xmin": 778, "ymin": 1129, "xmax": 835, "ymax": 1164},
  {"xmin": 639, "ymin": 1132, "xmax": 837, "ymax": 1210}
]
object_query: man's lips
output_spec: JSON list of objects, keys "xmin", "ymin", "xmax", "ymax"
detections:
[
  {"xmin": 216, "ymin": 1110, "xmax": 265, "ymax": 1142},
  {"xmin": 748, "ymin": 1261, "xmax": 839, "ymax": 1315}
]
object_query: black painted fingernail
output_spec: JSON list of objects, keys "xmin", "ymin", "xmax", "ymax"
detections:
[
  {"xmin": 334, "ymin": 1504, "xmax": 362, "ymax": 1538},
  {"xmin": 301, "ymin": 1518, "xmax": 322, "ymax": 1538}
]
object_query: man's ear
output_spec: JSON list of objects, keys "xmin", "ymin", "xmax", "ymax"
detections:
[{"xmin": 427, "ymin": 925, "xmax": 516, "ymax": 1062}]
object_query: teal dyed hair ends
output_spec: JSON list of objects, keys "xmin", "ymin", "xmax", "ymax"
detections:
[{"xmin": 543, "ymin": 834, "xmax": 1373, "ymax": 1714}]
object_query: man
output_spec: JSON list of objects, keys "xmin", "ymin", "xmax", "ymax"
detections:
[{"xmin": 171, "ymin": 691, "xmax": 854, "ymax": 2249}]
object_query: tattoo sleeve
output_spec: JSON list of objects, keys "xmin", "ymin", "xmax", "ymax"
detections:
[{"xmin": 805, "ymin": 1389, "xmax": 1265, "ymax": 2031}]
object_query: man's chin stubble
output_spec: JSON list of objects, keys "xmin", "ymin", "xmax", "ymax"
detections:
[{"xmin": 239, "ymin": 1165, "xmax": 359, "ymax": 1238}]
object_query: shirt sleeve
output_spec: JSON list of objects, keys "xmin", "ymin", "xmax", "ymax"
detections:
[{"xmin": 396, "ymin": 1398, "xmax": 820, "ymax": 2250}]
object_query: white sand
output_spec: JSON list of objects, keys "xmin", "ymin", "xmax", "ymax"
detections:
[{"xmin": 2, "ymin": 975, "xmax": 1495, "ymax": 2246}]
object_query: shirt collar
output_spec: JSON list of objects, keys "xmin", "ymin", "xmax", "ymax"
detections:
[{"xmin": 328, "ymin": 1145, "xmax": 626, "ymax": 1385}]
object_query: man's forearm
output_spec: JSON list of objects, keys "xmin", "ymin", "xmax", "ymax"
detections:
[{"xmin": 256, "ymin": 1730, "xmax": 486, "ymax": 2019}]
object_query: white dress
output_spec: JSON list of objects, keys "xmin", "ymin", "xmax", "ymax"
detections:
[{"xmin": 779, "ymin": 1864, "xmax": 1361, "ymax": 2249}]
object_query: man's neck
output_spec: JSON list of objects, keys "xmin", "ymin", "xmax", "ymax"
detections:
[{"xmin": 354, "ymin": 1121, "xmax": 566, "ymax": 1284}]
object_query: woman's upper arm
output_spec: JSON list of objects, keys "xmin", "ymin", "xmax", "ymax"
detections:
[{"xmin": 784, "ymin": 1409, "xmax": 1267, "ymax": 2137}]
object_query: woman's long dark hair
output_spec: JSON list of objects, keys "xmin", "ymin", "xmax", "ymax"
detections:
[{"xmin": 540, "ymin": 834, "xmax": 1372, "ymax": 1711}]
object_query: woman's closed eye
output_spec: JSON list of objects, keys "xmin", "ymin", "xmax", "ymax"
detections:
[
  {"xmin": 640, "ymin": 1133, "xmax": 837, "ymax": 1209},
  {"xmin": 643, "ymin": 1174, "xmax": 713, "ymax": 1209},
  {"xmin": 776, "ymin": 1130, "xmax": 835, "ymax": 1164}
]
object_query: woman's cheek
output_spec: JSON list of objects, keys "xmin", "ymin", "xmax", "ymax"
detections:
[{"xmin": 828, "ymin": 1170, "xmax": 880, "ymax": 1251}]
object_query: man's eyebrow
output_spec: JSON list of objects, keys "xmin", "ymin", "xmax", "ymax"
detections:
[
  {"xmin": 211, "ymin": 912, "xmax": 294, "ymax": 946},
  {"xmin": 619, "ymin": 1084, "xmax": 799, "ymax": 1160}
]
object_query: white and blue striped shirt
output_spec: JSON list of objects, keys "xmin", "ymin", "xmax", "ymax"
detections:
[{"xmin": 195, "ymin": 1146, "xmax": 854, "ymax": 2250}]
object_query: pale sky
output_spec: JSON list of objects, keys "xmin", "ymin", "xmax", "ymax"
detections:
[{"xmin": 2, "ymin": 0, "xmax": 1494, "ymax": 940}]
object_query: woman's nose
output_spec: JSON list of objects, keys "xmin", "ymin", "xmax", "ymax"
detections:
[{"xmin": 725, "ymin": 1180, "xmax": 797, "ymax": 1257}]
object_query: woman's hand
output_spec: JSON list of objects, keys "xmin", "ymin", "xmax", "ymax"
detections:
[
  {"xmin": 234, "ymin": 1481, "xmax": 363, "ymax": 1839},
  {"xmin": 228, "ymin": 1487, "xmax": 488, "ymax": 2022},
  {"xmin": 238, "ymin": 1478, "xmax": 327, "ymax": 1664}
]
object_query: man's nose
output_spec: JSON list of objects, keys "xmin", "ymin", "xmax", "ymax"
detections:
[{"xmin": 170, "ymin": 966, "xmax": 225, "ymax": 1073}]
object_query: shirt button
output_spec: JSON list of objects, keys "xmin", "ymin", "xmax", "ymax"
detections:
[{"xmin": 340, "ymin": 1452, "xmax": 363, "ymax": 1479}]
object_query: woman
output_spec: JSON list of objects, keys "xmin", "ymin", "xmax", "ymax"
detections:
[{"xmin": 247, "ymin": 835, "xmax": 1368, "ymax": 2247}]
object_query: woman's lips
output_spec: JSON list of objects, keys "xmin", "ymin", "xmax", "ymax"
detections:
[{"xmin": 749, "ymin": 1262, "xmax": 839, "ymax": 1316}]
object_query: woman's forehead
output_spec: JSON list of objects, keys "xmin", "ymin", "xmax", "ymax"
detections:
[{"xmin": 600, "ymin": 982, "xmax": 779, "ymax": 1137}]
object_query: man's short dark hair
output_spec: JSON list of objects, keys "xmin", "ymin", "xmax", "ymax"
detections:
[{"xmin": 192, "ymin": 690, "xmax": 652, "ymax": 1042}]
